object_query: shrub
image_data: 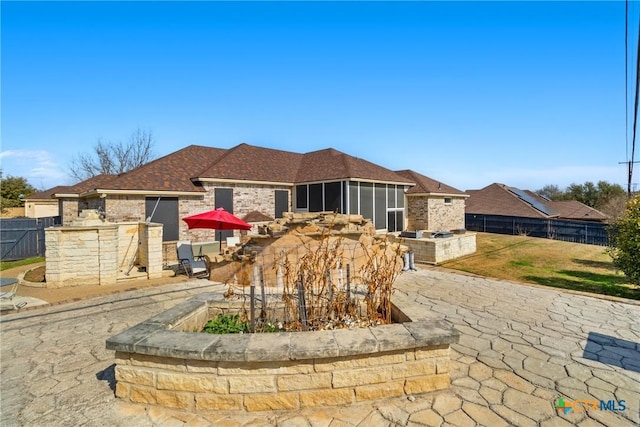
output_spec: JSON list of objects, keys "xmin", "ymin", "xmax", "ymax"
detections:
[
  {"xmin": 608, "ymin": 195, "xmax": 640, "ymax": 286},
  {"xmin": 203, "ymin": 314, "xmax": 249, "ymax": 334}
]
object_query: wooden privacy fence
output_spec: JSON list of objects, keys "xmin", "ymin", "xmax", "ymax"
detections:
[
  {"xmin": 465, "ymin": 214, "xmax": 610, "ymax": 246},
  {"xmin": 0, "ymin": 217, "xmax": 60, "ymax": 261}
]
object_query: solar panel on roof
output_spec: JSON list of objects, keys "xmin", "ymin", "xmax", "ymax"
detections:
[{"xmin": 508, "ymin": 187, "xmax": 556, "ymax": 216}]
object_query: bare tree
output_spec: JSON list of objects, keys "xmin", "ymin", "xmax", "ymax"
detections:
[{"xmin": 69, "ymin": 128, "xmax": 156, "ymax": 182}]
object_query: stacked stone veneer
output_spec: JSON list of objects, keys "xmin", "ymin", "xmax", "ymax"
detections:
[
  {"xmin": 45, "ymin": 211, "xmax": 164, "ymax": 286},
  {"xmin": 46, "ymin": 224, "xmax": 118, "ymax": 286},
  {"xmin": 395, "ymin": 233, "xmax": 477, "ymax": 264},
  {"xmin": 107, "ymin": 295, "xmax": 459, "ymax": 413}
]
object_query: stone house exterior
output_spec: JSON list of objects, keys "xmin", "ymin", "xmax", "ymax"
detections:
[
  {"xmin": 395, "ymin": 169, "xmax": 468, "ymax": 231},
  {"xmin": 53, "ymin": 143, "xmax": 467, "ymax": 244}
]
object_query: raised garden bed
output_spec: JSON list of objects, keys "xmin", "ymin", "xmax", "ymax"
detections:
[{"xmin": 106, "ymin": 293, "xmax": 459, "ymax": 412}]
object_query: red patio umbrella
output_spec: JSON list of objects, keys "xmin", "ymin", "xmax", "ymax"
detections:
[
  {"xmin": 182, "ymin": 208, "xmax": 252, "ymax": 253},
  {"xmin": 182, "ymin": 207, "xmax": 252, "ymax": 231}
]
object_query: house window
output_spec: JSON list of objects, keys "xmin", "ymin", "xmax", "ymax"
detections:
[
  {"xmin": 324, "ymin": 182, "xmax": 342, "ymax": 212},
  {"xmin": 308, "ymin": 184, "xmax": 323, "ymax": 212},
  {"xmin": 387, "ymin": 210, "xmax": 404, "ymax": 232},
  {"xmin": 396, "ymin": 186, "xmax": 405, "ymax": 208},
  {"xmin": 295, "ymin": 185, "xmax": 308, "ymax": 210},
  {"xmin": 360, "ymin": 182, "xmax": 373, "ymax": 222},
  {"xmin": 300, "ymin": 181, "xmax": 344, "ymax": 213},
  {"xmin": 349, "ymin": 181, "xmax": 359, "ymax": 214},
  {"xmin": 374, "ymin": 184, "xmax": 386, "ymax": 229},
  {"xmin": 444, "ymin": 197, "xmax": 453, "ymax": 205}
]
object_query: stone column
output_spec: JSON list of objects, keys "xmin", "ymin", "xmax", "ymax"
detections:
[{"xmin": 138, "ymin": 222, "xmax": 164, "ymax": 279}]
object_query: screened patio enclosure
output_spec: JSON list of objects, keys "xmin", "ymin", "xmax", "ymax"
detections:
[{"xmin": 294, "ymin": 180, "xmax": 407, "ymax": 232}]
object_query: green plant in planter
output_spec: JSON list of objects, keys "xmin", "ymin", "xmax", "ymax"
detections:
[
  {"xmin": 203, "ymin": 314, "xmax": 249, "ymax": 334},
  {"xmin": 260, "ymin": 321, "xmax": 281, "ymax": 333}
]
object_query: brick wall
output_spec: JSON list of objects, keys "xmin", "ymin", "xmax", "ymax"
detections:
[
  {"xmin": 180, "ymin": 183, "xmax": 291, "ymax": 242},
  {"xmin": 60, "ymin": 199, "xmax": 80, "ymax": 226},
  {"xmin": 106, "ymin": 196, "xmax": 145, "ymax": 223}
]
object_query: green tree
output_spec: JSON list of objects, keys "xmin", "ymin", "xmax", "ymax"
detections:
[
  {"xmin": 595, "ymin": 181, "xmax": 627, "ymax": 220},
  {"xmin": 537, "ymin": 181, "xmax": 626, "ymax": 216},
  {"xmin": 565, "ymin": 181, "xmax": 599, "ymax": 207},
  {"xmin": 536, "ymin": 184, "xmax": 564, "ymax": 201},
  {"xmin": 0, "ymin": 172, "xmax": 37, "ymax": 212},
  {"xmin": 608, "ymin": 195, "xmax": 640, "ymax": 286}
]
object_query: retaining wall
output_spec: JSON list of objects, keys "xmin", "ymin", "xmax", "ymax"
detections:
[{"xmin": 107, "ymin": 295, "xmax": 459, "ymax": 412}]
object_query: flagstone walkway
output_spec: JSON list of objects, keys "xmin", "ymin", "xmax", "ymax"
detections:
[{"xmin": 1, "ymin": 267, "xmax": 638, "ymax": 426}]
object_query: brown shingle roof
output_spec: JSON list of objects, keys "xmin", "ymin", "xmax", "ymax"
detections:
[
  {"xmin": 295, "ymin": 148, "xmax": 411, "ymax": 184},
  {"xmin": 197, "ymin": 143, "xmax": 302, "ymax": 183},
  {"xmin": 547, "ymin": 200, "xmax": 608, "ymax": 221},
  {"xmin": 57, "ymin": 174, "xmax": 117, "ymax": 195},
  {"xmin": 242, "ymin": 211, "xmax": 274, "ymax": 222},
  {"xmin": 465, "ymin": 183, "xmax": 552, "ymax": 218},
  {"xmin": 102, "ymin": 145, "xmax": 226, "ymax": 192},
  {"xmin": 465, "ymin": 183, "xmax": 608, "ymax": 221},
  {"xmin": 26, "ymin": 185, "xmax": 72, "ymax": 200},
  {"xmin": 61, "ymin": 143, "xmax": 444, "ymax": 195},
  {"xmin": 395, "ymin": 170, "xmax": 464, "ymax": 195}
]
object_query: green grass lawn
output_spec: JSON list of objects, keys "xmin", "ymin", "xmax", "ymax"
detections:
[
  {"xmin": 0, "ymin": 256, "xmax": 44, "ymax": 271},
  {"xmin": 440, "ymin": 233, "xmax": 639, "ymax": 300}
]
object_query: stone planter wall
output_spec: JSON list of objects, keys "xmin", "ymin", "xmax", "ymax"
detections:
[{"xmin": 107, "ymin": 295, "xmax": 459, "ymax": 413}]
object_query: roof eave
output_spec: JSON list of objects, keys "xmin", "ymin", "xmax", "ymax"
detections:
[
  {"xmin": 296, "ymin": 178, "xmax": 415, "ymax": 186},
  {"xmin": 83, "ymin": 189, "xmax": 206, "ymax": 197},
  {"xmin": 195, "ymin": 177, "xmax": 295, "ymax": 186},
  {"xmin": 408, "ymin": 192, "xmax": 469, "ymax": 198}
]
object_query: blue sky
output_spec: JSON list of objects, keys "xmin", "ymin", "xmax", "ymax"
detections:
[{"xmin": 1, "ymin": 1, "xmax": 638, "ymax": 192}]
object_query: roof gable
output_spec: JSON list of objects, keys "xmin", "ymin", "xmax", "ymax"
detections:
[
  {"xmin": 296, "ymin": 148, "xmax": 411, "ymax": 184},
  {"xmin": 395, "ymin": 169, "xmax": 464, "ymax": 195},
  {"xmin": 196, "ymin": 143, "xmax": 302, "ymax": 183},
  {"xmin": 101, "ymin": 145, "xmax": 226, "ymax": 193}
]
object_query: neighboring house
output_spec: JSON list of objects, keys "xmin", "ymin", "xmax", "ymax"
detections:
[
  {"xmin": 23, "ymin": 186, "xmax": 70, "ymax": 218},
  {"xmin": 395, "ymin": 170, "xmax": 467, "ymax": 231},
  {"xmin": 465, "ymin": 183, "xmax": 608, "ymax": 222},
  {"xmin": 54, "ymin": 143, "xmax": 465, "ymax": 242}
]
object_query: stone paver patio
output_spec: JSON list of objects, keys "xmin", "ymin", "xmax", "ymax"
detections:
[{"xmin": 1, "ymin": 267, "xmax": 638, "ymax": 426}]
